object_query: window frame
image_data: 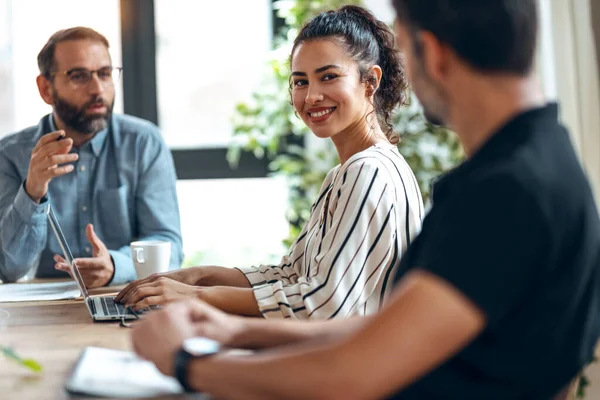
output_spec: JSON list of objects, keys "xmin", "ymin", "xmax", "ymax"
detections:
[
  {"xmin": 593, "ymin": 0, "xmax": 600, "ymax": 87},
  {"xmin": 119, "ymin": 0, "xmax": 286, "ymax": 180}
]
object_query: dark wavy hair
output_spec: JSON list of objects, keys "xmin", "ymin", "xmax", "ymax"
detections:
[{"xmin": 290, "ymin": 5, "xmax": 409, "ymax": 143}]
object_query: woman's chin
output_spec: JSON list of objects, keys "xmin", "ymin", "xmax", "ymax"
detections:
[
  {"xmin": 308, "ymin": 122, "xmax": 340, "ymax": 139},
  {"xmin": 310, "ymin": 129, "xmax": 335, "ymax": 139}
]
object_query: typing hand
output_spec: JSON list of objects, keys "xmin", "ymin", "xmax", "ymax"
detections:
[
  {"xmin": 25, "ymin": 130, "xmax": 78, "ymax": 203},
  {"xmin": 117, "ymin": 277, "xmax": 199, "ymax": 312},
  {"xmin": 54, "ymin": 224, "xmax": 114, "ymax": 288},
  {"xmin": 115, "ymin": 267, "xmax": 204, "ymax": 304}
]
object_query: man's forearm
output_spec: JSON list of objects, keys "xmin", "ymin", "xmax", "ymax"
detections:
[
  {"xmin": 187, "ymin": 342, "xmax": 347, "ymax": 400},
  {"xmin": 176, "ymin": 271, "xmax": 485, "ymax": 400},
  {"xmin": 231, "ymin": 315, "xmax": 369, "ymax": 350}
]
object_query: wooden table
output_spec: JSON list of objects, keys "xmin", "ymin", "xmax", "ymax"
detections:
[
  {"xmin": 1, "ymin": 281, "xmax": 585, "ymax": 400},
  {"xmin": 0, "ymin": 280, "xmax": 200, "ymax": 400}
]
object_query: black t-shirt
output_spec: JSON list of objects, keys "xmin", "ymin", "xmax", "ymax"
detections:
[{"xmin": 392, "ymin": 104, "xmax": 600, "ymax": 399}]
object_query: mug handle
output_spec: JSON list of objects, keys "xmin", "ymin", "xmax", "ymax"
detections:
[{"xmin": 134, "ymin": 248, "xmax": 145, "ymax": 263}]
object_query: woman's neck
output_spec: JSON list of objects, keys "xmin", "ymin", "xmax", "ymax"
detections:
[{"xmin": 332, "ymin": 118, "xmax": 389, "ymax": 164}]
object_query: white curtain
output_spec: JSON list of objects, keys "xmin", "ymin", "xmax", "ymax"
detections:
[
  {"xmin": 537, "ymin": 0, "xmax": 600, "ymax": 202},
  {"xmin": 539, "ymin": 3, "xmax": 600, "ymax": 396}
]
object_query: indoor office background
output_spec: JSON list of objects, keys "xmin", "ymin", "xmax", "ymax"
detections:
[
  {"xmin": 0, "ymin": 0, "xmax": 599, "ymax": 395},
  {"xmin": 0, "ymin": 0, "xmax": 396, "ymax": 269},
  {"xmin": 0, "ymin": 2, "xmax": 599, "ymax": 291},
  {"xmin": 0, "ymin": 0, "xmax": 599, "ymax": 265}
]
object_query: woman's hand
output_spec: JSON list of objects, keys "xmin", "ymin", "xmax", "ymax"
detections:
[
  {"xmin": 115, "ymin": 267, "xmax": 204, "ymax": 304},
  {"xmin": 116, "ymin": 266, "xmax": 251, "ymax": 305},
  {"xmin": 117, "ymin": 276, "xmax": 200, "ymax": 311}
]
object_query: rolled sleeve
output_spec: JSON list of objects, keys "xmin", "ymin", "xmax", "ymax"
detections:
[
  {"xmin": 251, "ymin": 282, "xmax": 288, "ymax": 319},
  {"xmin": 236, "ymin": 265, "xmax": 275, "ymax": 286}
]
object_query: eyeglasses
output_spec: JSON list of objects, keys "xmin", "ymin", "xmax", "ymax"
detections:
[{"xmin": 51, "ymin": 67, "xmax": 123, "ymax": 88}]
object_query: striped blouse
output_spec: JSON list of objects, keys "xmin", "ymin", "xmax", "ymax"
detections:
[{"xmin": 237, "ymin": 143, "xmax": 424, "ymax": 319}]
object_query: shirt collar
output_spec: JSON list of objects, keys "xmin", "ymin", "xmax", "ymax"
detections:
[
  {"xmin": 47, "ymin": 114, "xmax": 109, "ymax": 157},
  {"xmin": 432, "ymin": 102, "xmax": 559, "ymax": 200},
  {"xmin": 464, "ymin": 102, "xmax": 558, "ymax": 168}
]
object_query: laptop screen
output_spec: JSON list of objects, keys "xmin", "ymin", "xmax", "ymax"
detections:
[{"xmin": 47, "ymin": 206, "xmax": 89, "ymax": 299}]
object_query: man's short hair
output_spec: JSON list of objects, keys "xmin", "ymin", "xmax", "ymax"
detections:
[
  {"xmin": 392, "ymin": 0, "xmax": 538, "ymax": 76},
  {"xmin": 37, "ymin": 27, "xmax": 110, "ymax": 78}
]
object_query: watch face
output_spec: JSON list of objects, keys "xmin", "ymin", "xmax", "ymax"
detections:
[{"xmin": 183, "ymin": 337, "xmax": 220, "ymax": 357}]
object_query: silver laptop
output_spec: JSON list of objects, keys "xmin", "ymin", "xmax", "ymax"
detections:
[{"xmin": 47, "ymin": 206, "xmax": 137, "ymax": 321}]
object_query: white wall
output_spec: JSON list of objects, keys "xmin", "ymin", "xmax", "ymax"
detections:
[{"xmin": 538, "ymin": 1, "xmax": 600, "ymax": 397}]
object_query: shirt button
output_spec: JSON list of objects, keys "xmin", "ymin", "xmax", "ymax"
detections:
[
  {"xmin": 85, "ymin": 247, "xmax": 91, "ymax": 254},
  {"xmin": 80, "ymin": 165, "xmax": 86, "ymax": 172},
  {"xmin": 81, "ymin": 205, "xmax": 87, "ymax": 212}
]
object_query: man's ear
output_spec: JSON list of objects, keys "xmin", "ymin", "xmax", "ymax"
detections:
[
  {"xmin": 366, "ymin": 65, "xmax": 383, "ymax": 97},
  {"xmin": 36, "ymin": 75, "xmax": 54, "ymax": 106},
  {"xmin": 418, "ymin": 30, "xmax": 450, "ymax": 83}
]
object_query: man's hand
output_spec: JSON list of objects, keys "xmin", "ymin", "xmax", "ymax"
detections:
[
  {"xmin": 118, "ymin": 277, "xmax": 200, "ymax": 311},
  {"xmin": 115, "ymin": 268, "xmax": 204, "ymax": 304},
  {"xmin": 25, "ymin": 130, "xmax": 78, "ymax": 203},
  {"xmin": 183, "ymin": 299, "xmax": 246, "ymax": 347},
  {"xmin": 131, "ymin": 300, "xmax": 221, "ymax": 376},
  {"xmin": 54, "ymin": 224, "xmax": 115, "ymax": 288}
]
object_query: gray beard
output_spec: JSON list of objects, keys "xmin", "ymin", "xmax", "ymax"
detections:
[{"xmin": 52, "ymin": 92, "xmax": 113, "ymax": 135}]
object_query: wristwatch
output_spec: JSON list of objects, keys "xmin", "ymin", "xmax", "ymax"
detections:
[{"xmin": 174, "ymin": 337, "xmax": 220, "ymax": 392}]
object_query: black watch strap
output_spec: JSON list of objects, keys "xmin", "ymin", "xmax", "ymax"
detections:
[{"xmin": 174, "ymin": 348, "xmax": 195, "ymax": 392}]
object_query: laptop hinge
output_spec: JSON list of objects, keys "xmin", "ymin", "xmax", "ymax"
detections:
[{"xmin": 88, "ymin": 298, "xmax": 96, "ymax": 315}]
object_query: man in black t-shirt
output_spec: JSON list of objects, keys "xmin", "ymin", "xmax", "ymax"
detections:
[{"xmin": 128, "ymin": 2, "xmax": 600, "ymax": 399}]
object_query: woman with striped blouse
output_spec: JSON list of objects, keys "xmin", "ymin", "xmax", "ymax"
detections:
[{"xmin": 116, "ymin": 5, "xmax": 424, "ymax": 319}]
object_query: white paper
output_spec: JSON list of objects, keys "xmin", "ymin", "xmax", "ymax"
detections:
[
  {"xmin": 66, "ymin": 347, "xmax": 187, "ymax": 398},
  {"xmin": 0, "ymin": 281, "xmax": 81, "ymax": 302}
]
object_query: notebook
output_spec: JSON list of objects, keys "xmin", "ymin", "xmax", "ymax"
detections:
[{"xmin": 65, "ymin": 346, "xmax": 198, "ymax": 398}]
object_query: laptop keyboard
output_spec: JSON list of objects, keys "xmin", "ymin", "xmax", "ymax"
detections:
[
  {"xmin": 103, "ymin": 296, "xmax": 128, "ymax": 315},
  {"xmin": 91, "ymin": 296, "xmax": 149, "ymax": 317}
]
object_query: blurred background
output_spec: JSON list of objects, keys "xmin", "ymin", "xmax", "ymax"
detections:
[
  {"xmin": 1, "ymin": 0, "xmax": 597, "ymax": 268},
  {"xmin": 0, "ymin": 0, "xmax": 599, "ymax": 397}
]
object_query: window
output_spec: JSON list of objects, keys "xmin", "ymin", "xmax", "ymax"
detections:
[
  {"xmin": 177, "ymin": 178, "xmax": 288, "ymax": 267},
  {"xmin": 150, "ymin": 1, "xmax": 287, "ymax": 265},
  {"xmin": 0, "ymin": 0, "xmax": 123, "ymax": 138},
  {"xmin": 154, "ymin": 0, "xmax": 272, "ymax": 149},
  {"xmin": 0, "ymin": 0, "xmax": 296, "ymax": 267}
]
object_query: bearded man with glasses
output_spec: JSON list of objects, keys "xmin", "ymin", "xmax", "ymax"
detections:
[{"xmin": 0, "ymin": 27, "xmax": 183, "ymax": 288}]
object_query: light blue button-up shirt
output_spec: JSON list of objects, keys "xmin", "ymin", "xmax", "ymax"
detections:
[{"xmin": 0, "ymin": 114, "xmax": 183, "ymax": 284}]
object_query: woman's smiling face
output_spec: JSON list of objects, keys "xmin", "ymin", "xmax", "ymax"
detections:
[{"xmin": 290, "ymin": 39, "xmax": 371, "ymax": 139}]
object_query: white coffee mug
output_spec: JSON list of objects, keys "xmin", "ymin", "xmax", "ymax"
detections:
[{"xmin": 130, "ymin": 240, "xmax": 171, "ymax": 279}]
